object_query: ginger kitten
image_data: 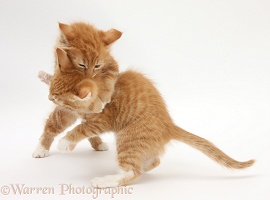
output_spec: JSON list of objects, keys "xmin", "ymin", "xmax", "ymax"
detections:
[
  {"xmin": 33, "ymin": 22, "xmax": 254, "ymax": 188},
  {"xmin": 33, "ymin": 22, "xmax": 121, "ymax": 157},
  {"xmin": 55, "ymin": 22, "xmax": 121, "ymax": 113}
]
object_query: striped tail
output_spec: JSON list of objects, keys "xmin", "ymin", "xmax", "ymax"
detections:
[{"xmin": 171, "ymin": 125, "xmax": 255, "ymax": 169}]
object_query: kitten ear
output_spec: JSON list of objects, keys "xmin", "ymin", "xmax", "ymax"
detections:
[
  {"xmin": 58, "ymin": 22, "xmax": 73, "ymax": 38},
  {"xmin": 102, "ymin": 29, "xmax": 122, "ymax": 45},
  {"xmin": 75, "ymin": 80, "xmax": 97, "ymax": 101},
  {"xmin": 69, "ymin": 89, "xmax": 92, "ymax": 102},
  {"xmin": 78, "ymin": 87, "xmax": 92, "ymax": 100},
  {"xmin": 70, "ymin": 86, "xmax": 92, "ymax": 102},
  {"xmin": 58, "ymin": 22, "xmax": 73, "ymax": 41},
  {"xmin": 56, "ymin": 48, "xmax": 72, "ymax": 71}
]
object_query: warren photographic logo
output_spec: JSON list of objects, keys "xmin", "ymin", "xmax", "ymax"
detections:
[{"xmin": 1, "ymin": 183, "xmax": 134, "ymax": 199}]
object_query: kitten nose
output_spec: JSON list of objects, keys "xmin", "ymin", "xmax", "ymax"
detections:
[{"xmin": 48, "ymin": 95, "xmax": 55, "ymax": 101}]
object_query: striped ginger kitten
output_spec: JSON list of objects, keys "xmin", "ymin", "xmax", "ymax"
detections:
[
  {"xmin": 33, "ymin": 22, "xmax": 255, "ymax": 188},
  {"xmin": 53, "ymin": 22, "xmax": 120, "ymax": 113}
]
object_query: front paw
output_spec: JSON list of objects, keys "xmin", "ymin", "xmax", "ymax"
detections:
[
  {"xmin": 96, "ymin": 143, "xmax": 109, "ymax": 151},
  {"xmin": 57, "ymin": 138, "xmax": 76, "ymax": 152},
  {"xmin": 33, "ymin": 144, "xmax": 49, "ymax": 158},
  {"xmin": 95, "ymin": 102, "xmax": 105, "ymax": 113},
  {"xmin": 89, "ymin": 100, "xmax": 105, "ymax": 114}
]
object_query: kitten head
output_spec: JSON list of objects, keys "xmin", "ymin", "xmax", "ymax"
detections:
[
  {"xmin": 49, "ymin": 48, "xmax": 98, "ymax": 111},
  {"xmin": 49, "ymin": 22, "xmax": 122, "ymax": 112},
  {"xmin": 56, "ymin": 22, "xmax": 122, "ymax": 78}
]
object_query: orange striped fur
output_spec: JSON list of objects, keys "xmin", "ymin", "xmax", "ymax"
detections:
[{"xmin": 33, "ymin": 22, "xmax": 254, "ymax": 187}]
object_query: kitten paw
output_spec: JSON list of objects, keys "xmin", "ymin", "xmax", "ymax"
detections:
[
  {"xmin": 32, "ymin": 145, "xmax": 49, "ymax": 158},
  {"xmin": 91, "ymin": 175, "xmax": 120, "ymax": 188},
  {"xmin": 94, "ymin": 102, "xmax": 105, "ymax": 113},
  {"xmin": 97, "ymin": 143, "xmax": 109, "ymax": 151},
  {"xmin": 57, "ymin": 138, "xmax": 76, "ymax": 152},
  {"xmin": 38, "ymin": 71, "xmax": 52, "ymax": 85},
  {"xmin": 91, "ymin": 170, "xmax": 134, "ymax": 188}
]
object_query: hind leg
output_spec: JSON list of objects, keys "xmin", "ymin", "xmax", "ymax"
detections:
[
  {"xmin": 91, "ymin": 168, "xmax": 140, "ymax": 188},
  {"xmin": 91, "ymin": 148, "xmax": 142, "ymax": 187},
  {"xmin": 91, "ymin": 133, "xmax": 143, "ymax": 187},
  {"xmin": 142, "ymin": 157, "xmax": 160, "ymax": 172}
]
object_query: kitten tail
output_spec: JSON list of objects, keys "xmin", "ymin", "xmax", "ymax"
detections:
[{"xmin": 171, "ymin": 125, "xmax": 255, "ymax": 169}]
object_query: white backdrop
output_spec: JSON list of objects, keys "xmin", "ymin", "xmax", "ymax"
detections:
[{"xmin": 0, "ymin": 0, "xmax": 269, "ymax": 199}]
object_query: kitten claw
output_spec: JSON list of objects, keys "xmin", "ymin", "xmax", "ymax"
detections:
[{"xmin": 57, "ymin": 138, "xmax": 76, "ymax": 152}]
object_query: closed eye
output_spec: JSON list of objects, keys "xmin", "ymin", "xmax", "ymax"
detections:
[
  {"xmin": 94, "ymin": 64, "xmax": 101, "ymax": 69},
  {"xmin": 78, "ymin": 63, "xmax": 86, "ymax": 68}
]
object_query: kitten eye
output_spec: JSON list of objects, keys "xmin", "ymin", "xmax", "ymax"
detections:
[
  {"xmin": 78, "ymin": 63, "xmax": 86, "ymax": 68},
  {"xmin": 94, "ymin": 64, "xmax": 101, "ymax": 69}
]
